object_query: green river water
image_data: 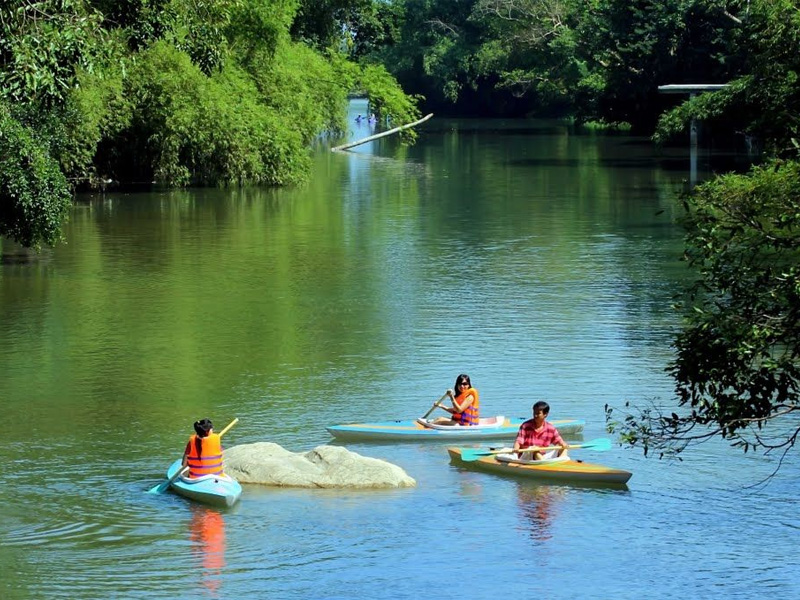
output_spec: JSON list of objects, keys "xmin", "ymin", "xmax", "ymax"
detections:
[{"xmin": 1, "ymin": 101, "xmax": 797, "ymax": 599}]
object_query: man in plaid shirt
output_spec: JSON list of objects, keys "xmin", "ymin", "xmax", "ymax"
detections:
[{"xmin": 513, "ymin": 401, "xmax": 570, "ymax": 460}]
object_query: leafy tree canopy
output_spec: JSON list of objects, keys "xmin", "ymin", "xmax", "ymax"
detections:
[
  {"xmin": 0, "ymin": 103, "xmax": 72, "ymax": 249},
  {"xmin": 609, "ymin": 0, "xmax": 800, "ymax": 464},
  {"xmin": 0, "ymin": 0, "xmax": 420, "ymax": 249},
  {"xmin": 607, "ymin": 160, "xmax": 800, "ymax": 460}
]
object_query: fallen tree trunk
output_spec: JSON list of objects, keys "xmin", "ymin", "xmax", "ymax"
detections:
[{"xmin": 331, "ymin": 113, "xmax": 434, "ymax": 152}]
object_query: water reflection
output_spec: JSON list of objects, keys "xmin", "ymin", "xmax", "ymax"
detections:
[
  {"xmin": 189, "ymin": 506, "xmax": 226, "ymax": 597},
  {"xmin": 516, "ymin": 484, "xmax": 566, "ymax": 542}
]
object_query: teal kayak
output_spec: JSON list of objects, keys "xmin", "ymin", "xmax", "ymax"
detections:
[
  {"xmin": 327, "ymin": 416, "xmax": 584, "ymax": 442},
  {"xmin": 166, "ymin": 459, "xmax": 242, "ymax": 508}
]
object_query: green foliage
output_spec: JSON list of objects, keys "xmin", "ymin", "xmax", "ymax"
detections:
[
  {"xmin": 168, "ymin": 0, "xmax": 240, "ymax": 74},
  {"xmin": 581, "ymin": 120, "xmax": 632, "ymax": 131},
  {"xmin": 0, "ymin": 0, "xmax": 108, "ymax": 106},
  {"xmin": 0, "ymin": 0, "xmax": 424, "ymax": 247},
  {"xmin": 115, "ymin": 41, "xmax": 308, "ymax": 186},
  {"xmin": 87, "ymin": 0, "xmax": 175, "ymax": 50},
  {"xmin": 227, "ymin": 0, "xmax": 299, "ymax": 66},
  {"xmin": 375, "ymin": 0, "xmax": 747, "ymax": 122},
  {"xmin": 608, "ymin": 159, "xmax": 800, "ymax": 457},
  {"xmin": 58, "ymin": 62, "xmax": 133, "ymax": 184},
  {"xmin": 655, "ymin": 0, "xmax": 800, "ymax": 156},
  {"xmin": 0, "ymin": 104, "xmax": 72, "ymax": 249},
  {"xmin": 357, "ymin": 62, "xmax": 422, "ymax": 135},
  {"xmin": 290, "ymin": 0, "xmax": 385, "ymax": 54},
  {"xmin": 243, "ymin": 39, "xmax": 349, "ymax": 143},
  {"xmin": 374, "ymin": 0, "xmax": 489, "ymax": 112},
  {"xmin": 604, "ymin": 0, "xmax": 800, "ymax": 462},
  {"xmin": 347, "ymin": 0, "xmax": 405, "ymax": 58},
  {"xmin": 572, "ymin": 0, "xmax": 742, "ymax": 128},
  {"xmin": 675, "ymin": 160, "xmax": 800, "ymax": 444},
  {"xmin": 469, "ymin": 0, "xmax": 585, "ymax": 115}
]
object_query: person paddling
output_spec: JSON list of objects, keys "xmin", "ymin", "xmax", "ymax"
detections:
[
  {"xmin": 432, "ymin": 373, "xmax": 480, "ymax": 426},
  {"xmin": 513, "ymin": 401, "xmax": 569, "ymax": 460},
  {"xmin": 182, "ymin": 418, "xmax": 225, "ymax": 478}
]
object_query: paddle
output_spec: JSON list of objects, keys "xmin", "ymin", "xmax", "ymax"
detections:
[
  {"xmin": 147, "ymin": 418, "xmax": 239, "ymax": 494},
  {"xmin": 459, "ymin": 437, "xmax": 612, "ymax": 462},
  {"xmin": 420, "ymin": 393, "xmax": 450, "ymax": 420}
]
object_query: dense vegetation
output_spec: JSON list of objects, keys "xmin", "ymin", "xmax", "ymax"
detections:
[
  {"xmin": 360, "ymin": 0, "xmax": 800, "ymax": 459},
  {"xmin": 0, "ymin": 0, "xmax": 419, "ymax": 248},
  {"xmin": 3, "ymin": 0, "xmax": 800, "ymax": 458},
  {"xmin": 366, "ymin": 0, "xmax": 746, "ymax": 127},
  {"xmin": 602, "ymin": 0, "xmax": 800, "ymax": 461}
]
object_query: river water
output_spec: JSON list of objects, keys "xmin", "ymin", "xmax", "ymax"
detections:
[{"xmin": 1, "ymin": 101, "xmax": 797, "ymax": 599}]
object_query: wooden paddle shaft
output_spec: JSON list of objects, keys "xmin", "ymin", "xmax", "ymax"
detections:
[
  {"xmin": 170, "ymin": 465, "xmax": 188, "ymax": 482},
  {"xmin": 519, "ymin": 444, "xmax": 564, "ymax": 453},
  {"xmin": 218, "ymin": 418, "xmax": 239, "ymax": 437},
  {"xmin": 422, "ymin": 394, "xmax": 449, "ymax": 419}
]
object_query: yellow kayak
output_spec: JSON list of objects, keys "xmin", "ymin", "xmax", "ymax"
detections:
[{"xmin": 447, "ymin": 447, "xmax": 632, "ymax": 485}]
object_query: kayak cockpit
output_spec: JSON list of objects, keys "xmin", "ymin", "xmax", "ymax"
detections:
[{"xmin": 416, "ymin": 415, "xmax": 507, "ymax": 430}]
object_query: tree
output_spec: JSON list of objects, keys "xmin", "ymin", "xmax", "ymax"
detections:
[
  {"xmin": 0, "ymin": 0, "xmax": 421, "ymax": 248},
  {"xmin": 290, "ymin": 0, "xmax": 390, "ymax": 55},
  {"xmin": 0, "ymin": 1, "xmax": 105, "ymax": 248},
  {"xmin": 607, "ymin": 160, "xmax": 800, "ymax": 460},
  {"xmin": 0, "ymin": 0, "xmax": 107, "ymax": 107},
  {"xmin": 0, "ymin": 104, "xmax": 72, "ymax": 249},
  {"xmin": 573, "ymin": 0, "xmax": 741, "ymax": 129},
  {"xmin": 608, "ymin": 0, "xmax": 800, "ymax": 463},
  {"xmin": 469, "ymin": 0, "xmax": 584, "ymax": 116},
  {"xmin": 654, "ymin": 0, "xmax": 800, "ymax": 157}
]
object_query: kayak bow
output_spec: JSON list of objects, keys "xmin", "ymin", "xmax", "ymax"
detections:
[{"xmin": 166, "ymin": 459, "xmax": 242, "ymax": 508}]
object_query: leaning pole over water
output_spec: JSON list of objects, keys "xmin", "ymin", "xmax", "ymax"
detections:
[{"xmin": 331, "ymin": 113, "xmax": 434, "ymax": 152}]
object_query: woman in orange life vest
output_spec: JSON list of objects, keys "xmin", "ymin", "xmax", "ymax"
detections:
[
  {"xmin": 182, "ymin": 418, "xmax": 225, "ymax": 478},
  {"xmin": 432, "ymin": 373, "xmax": 479, "ymax": 426}
]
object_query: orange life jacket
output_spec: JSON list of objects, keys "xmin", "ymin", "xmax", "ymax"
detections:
[
  {"xmin": 453, "ymin": 387, "xmax": 480, "ymax": 426},
  {"xmin": 186, "ymin": 433, "xmax": 224, "ymax": 478}
]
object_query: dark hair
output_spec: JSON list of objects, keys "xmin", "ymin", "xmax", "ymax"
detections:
[
  {"xmin": 454, "ymin": 373, "xmax": 472, "ymax": 393},
  {"xmin": 532, "ymin": 401, "xmax": 550, "ymax": 415},
  {"xmin": 193, "ymin": 419, "xmax": 213, "ymax": 457}
]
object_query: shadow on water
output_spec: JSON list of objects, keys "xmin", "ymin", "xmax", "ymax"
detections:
[
  {"xmin": 0, "ymin": 243, "xmax": 49, "ymax": 265},
  {"xmin": 507, "ymin": 154, "xmax": 753, "ymax": 173}
]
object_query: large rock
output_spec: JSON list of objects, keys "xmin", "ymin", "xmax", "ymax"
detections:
[{"xmin": 223, "ymin": 442, "xmax": 416, "ymax": 489}]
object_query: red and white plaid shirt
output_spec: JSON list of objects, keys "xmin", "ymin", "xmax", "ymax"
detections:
[{"xmin": 514, "ymin": 420, "xmax": 565, "ymax": 449}]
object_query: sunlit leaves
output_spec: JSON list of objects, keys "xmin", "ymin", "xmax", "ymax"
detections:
[
  {"xmin": 0, "ymin": 0, "xmax": 108, "ymax": 106},
  {"xmin": 655, "ymin": 0, "xmax": 800, "ymax": 158},
  {"xmin": 0, "ymin": 103, "xmax": 72, "ymax": 248},
  {"xmin": 608, "ymin": 160, "xmax": 800, "ymax": 458},
  {"xmin": 0, "ymin": 0, "xmax": 421, "ymax": 248}
]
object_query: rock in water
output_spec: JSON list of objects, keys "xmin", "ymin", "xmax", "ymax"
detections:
[{"xmin": 223, "ymin": 442, "xmax": 416, "ymax": 488}]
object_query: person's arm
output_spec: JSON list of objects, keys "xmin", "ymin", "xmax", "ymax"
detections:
[
  {"xmin": 436, "ymin": 389, "xmax": 456, "ymax": 414},
  {"xmin": 513, "ymin": 422, "xmax": 529, "ymax": 452},
  {"xmin": 181, "ymin": 441, "xmax": 191, "ymax": 468}
]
